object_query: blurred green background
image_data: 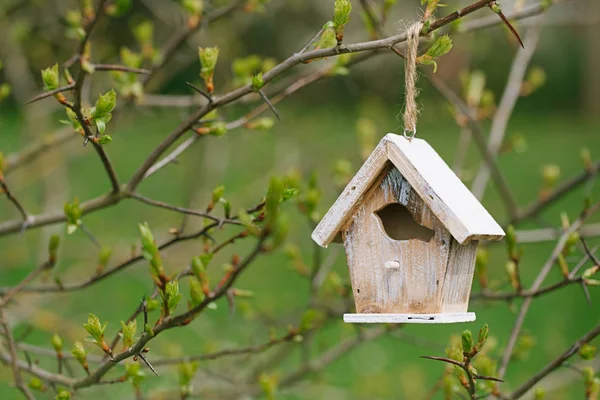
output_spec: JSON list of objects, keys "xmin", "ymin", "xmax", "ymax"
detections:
[{"xmin": 1, "ymin": 0, "xmax": 600, "ymax": 399}]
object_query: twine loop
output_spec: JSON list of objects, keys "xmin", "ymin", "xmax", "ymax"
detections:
[{"xmin": 403, "ymin": 21, "xmax": 423, "ymax": 141}]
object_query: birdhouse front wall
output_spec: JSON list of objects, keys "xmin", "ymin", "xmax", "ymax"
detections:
[{"xmin": 341, "ymin": 164, "xmax": 477, "ymax": 314}]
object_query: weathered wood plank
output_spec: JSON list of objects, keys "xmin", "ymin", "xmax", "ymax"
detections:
[
  {"xmin": 440, "ymin": 240, "xmax": 479, "ymax": 313},
  {"xmin": 342, "ymin": 166, "xmax": 452, "ymax": 314}
]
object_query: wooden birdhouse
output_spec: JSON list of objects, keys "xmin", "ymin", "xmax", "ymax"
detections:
[{"xmin": 312, "ymin": 134, "xmax": 505, "ymax": 324}]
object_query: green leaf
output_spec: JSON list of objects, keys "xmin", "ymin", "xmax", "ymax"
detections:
[
  {"xmin": 125, "ymin": 362, "xmax": 146, "ymax": 388},
  {"xmin": 55, "ymin": 387, "xmax": 71, "ymax": 400},
  {"xmin": 189, "ymin": 277, "xmax": 205, "ymax": 307},
  {"xmin": 316, "ymin": 27, "xmax": 337, "ymax": 49},
  {"xmin": 133, "ymin": 20, "xmax": 154, "ymax": 46},
  {"xmin": 462, "ymin": 329, "xmax": 473, "ymax": 355},
  {"xmin": 41, "ymin": 64, "xmax": 59, "ymax": 91},
  {"xmin": 71, "ymin": 341, "xmax": 87, "ymax": 364},
  {"xmin": 51, "ymin": 333, "xmax": 63, "ymax": 353},
  {"xmin": 246, "ymin": 117, "xmax": 275, "ymax": 130},
  {"xmin": 333, "ymin": 0, "xmax": 352, "ymax": 28},
  {"xmin": 0, "ymin": 83, "xmax": 11, "ymax": 101},
  {"xmin": 162, "ymin": 280, "xmax": 182, "ymax": 314},
  {"xmin": 266, "ymin": 177, "xmax": 284, "ymax": 225},
  {"xmin": 28, "ymin": 377, "xmax": 44, "ymax": 391},
  {"xmin": 48, "ymin": 235, "xmax": 61, "ymax": 260},
  {"xmin": 198, "ymin": 47, "xmax": 220, "ymax": 81},
  {"xmin": 120, "ymin": 320, "xmax": 137, "ymax": 348},
  {"xmin": 579, "ymin": 343, "xmax": 596, "ymax": 360},
  {"xmin": 238, "ymin": 209, "xmax": 260, "ymax": 236},
  {"xmin": 252, "ymin": 72, "xmax": 264, "ymax": 91},
  {"xmin": 95, "ymin": 118, "xmax": 106, "ymax": 134},
  {"xmin": 476, "ymin": 324, "xmax": 489, "ymax": 350},
  {"xmin": 178, "ymin": 361, "xmax": 199, "ymax": 390},
  {"xmin": 83, "ymin": 313, "xmax": 107, "ymax": 343},
  {"xmin": 259, "ymin": 373, "xmax": 279, "ymax": 400},
  {"xmin": 120, "ymin": 47, "xmax": 142, "ymax": 69},
  {"xmin": 182, "ymin": 0, "xmax": 204, "ymax": 15},
  {"xmin": 212, "ymin": 185, "xmax": 225, "ymax": 204},
  {"xmin": 64, "ymin": 198, "xmax": 82, "ymax": 230},
  {"xmin": 91, "ymin": 89, "xmax": 117, "ymax": 119},
  {"xmin": 426, "ymin": 35, "xmax": 453, "ymax": 58},
  {"xmin": 97, "ymin": 135, "xmax": 112, "ymax": 145},
  {"xmin": 66, "ymin": 223, "xmax": 78, "ymax": 235}
]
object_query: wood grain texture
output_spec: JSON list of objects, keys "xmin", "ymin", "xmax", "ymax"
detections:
[
  {"xmin": 312, "ymin": 133, "xmax": 505, "ymax": 247},
  {"xmin": 344, "ymin": 312, "xmax": 476, "ymax": 324},
  {"xmin": 440, "ymin": 240, "xmax": 478, "ymax": 313},
  {"xmin": 312, "ymin": 137, "xmax": 388, "ymax": 247},
  {"xmin": 342, "ymin": 166, "xmax": 453, "ymax": 314}
]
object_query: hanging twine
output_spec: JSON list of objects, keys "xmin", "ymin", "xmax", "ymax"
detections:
[{"xmin": 403, "ymin": 22, "xmax": 423, "ymax": 140}]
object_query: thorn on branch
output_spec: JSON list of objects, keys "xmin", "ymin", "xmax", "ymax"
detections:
[
  {"xmin": 25, "ymin": 84, "xmax": 76, "ymax": 105},
  {"xmin": 79, "ymin": 223, "xmax": 101, "ymax": 249},
  {"xmin": 421, "ymin": 355, "xmax": 464, "ymax": 368},
  {"xmin": 186, "ymin": 82, "xmax": 213, "ymax": 103},
  {"xmin": 580, "ymin": 281, "xmax": 592, "ymax": 305},
  {"xmin": 258, "ymin": 90, "xmax": 281, "ymax": 121},
  {"xmin": 141, "ymin": 297, "xmax": 148, "ymax": 327},
  {"xmin": 489, "ymin": 1, "xmax": 524, "ymax": 48},
  {"xmin": 94, "ymin": 64, "xmax": 151, "ymax": 74},
  {"xmin": 136, "ymin": 351, "xmax": 159, "ymax": 377}
]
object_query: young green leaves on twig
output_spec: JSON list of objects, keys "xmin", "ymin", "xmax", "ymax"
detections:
[
  {"xmin": 72, "ymin": 341, "xmax": 89, "ymax": 374},
  {"xmin": 89, "ymin": 89, "xmax": 117, "ymax": 143},
  {"xmin": 111, "ymin": 48, "xmax": 144, "ymax": 101},
  {"xmin": 64, "ymin": 198, "xmax": 83, "ymax": 235},
  {"xmin": 190, "ymin": 254, "xmax": 212, "ymax": 307},
  {"xmin": 179, "ymin": 361, "xmax": 199, "ymax": 399},
  {"xmin": 315, "ymin": 21, "xmax": 337, "ymax": 51},
  {"xmin": 121, "ymin": 320, "xmax": 137, "ymax": 350},
  {"xmin": 83, "ymin": 313, "xmax": 113, "ymax": 357},
  {"xmin": 125, "ymin": 362, "xmax": 146, "ymax": 395},
  {"xmin": 199, "ymin": 47, "xmax": 219, "ymax": 94},
  {"xmin": 423, "ymin": 324, "xmax": 501, "ymax": 399},
  {"xmin": 41, "ymin": 64, "xmax": 59, "ymax": 91},
  {"xmin": 139, "ymin": 223, "xmax": 183, "ymax": 318},
  {"xmin": 179, "ymin": 0, "xmax": 204, "ymax": 28},
  {"xmin": 139, "ymin": 222, "xmax": 167, "ymax": 288},
  {"xmin": 417, "ymin": 35, "xmax": 453, "ymax": 73},
  {"xmin": 333, "ymin": 0, "xmax": 352, "ymax": 45},
  {"xmin": 133, "ymin": 20, "xmax": 155, "ymax": 61}
]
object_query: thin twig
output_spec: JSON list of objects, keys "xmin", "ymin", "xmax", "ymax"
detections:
[
  {"xmin": 513, "ymin": 160, "xmax": 600, "ymax": 223},
  {"xmin": 152, "ymin": 330, "xmax": 298, "ymax": 366},
  {"xmin": 93, "ymin": 64, "xmax": 150, "ymax": 74},
  {"xmin": 508, "ymin": 322, "xmax": 600, "ymax": 399},
  {"xmin": 0, "ymin": 309, "xmax": 36, "ymax": 400},
  {"xmin": 427, "ymin": 73, "xmax": 519, "ymax": 218},
  {"xmin": 471, "ymin": 21, "xmax": 543, "ymax": 200},
  {"xmin": 0, "ymin": 179, "xmax": 29, "ymax": 222},
  {"xmin": 498, "ymin": 201, "xmax": 600, "ymax": 380},
  {"xmin": 25, "ymin": 83, "xmax": 75, "ymax": 104},
  {"xmin": 129, "ymin": 192, "xmax": 241, "ymax": 226}
]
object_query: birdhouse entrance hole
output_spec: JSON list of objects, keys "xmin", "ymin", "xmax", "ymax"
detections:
[{"xmin": 375, "ymin": 203, "xmax": 434, "ymax": 242}]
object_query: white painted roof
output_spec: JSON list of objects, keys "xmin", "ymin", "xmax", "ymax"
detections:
[{"xmin": 312, "ymin": 133, "xmax": 505, "ymax": 246}]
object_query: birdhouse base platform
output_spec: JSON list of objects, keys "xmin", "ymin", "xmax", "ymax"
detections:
[{"xmin": 343, "ymin": 312, "xmax": 476, "ymax": 324}]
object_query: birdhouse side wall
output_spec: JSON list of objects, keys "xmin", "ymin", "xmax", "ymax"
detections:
[
  {"xmin": 341, "ymin": 164, "xmax": 454, "ymax": 314},
  {"xmin": 440, "ymin": 239, "xmax": 478, "ymax": 313}
]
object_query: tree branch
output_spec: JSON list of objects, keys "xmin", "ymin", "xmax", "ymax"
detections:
[{"xmin": 508, "ymin": 322, "xmax": 600, "ymax": 399}]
